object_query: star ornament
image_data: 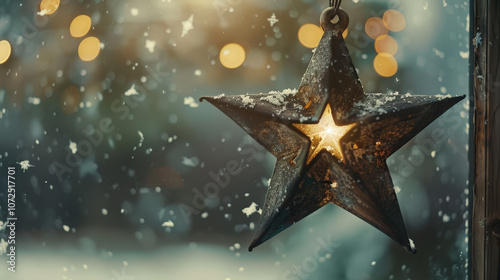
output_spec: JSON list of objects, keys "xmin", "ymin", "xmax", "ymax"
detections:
[{"xmin": 201, "ymin": 7, "xmax": 464, "ymax": 253}]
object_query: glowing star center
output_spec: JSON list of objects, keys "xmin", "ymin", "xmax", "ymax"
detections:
[{"xmin": 293, "ymin": 104, "xmax": 356, "ymax": 164}]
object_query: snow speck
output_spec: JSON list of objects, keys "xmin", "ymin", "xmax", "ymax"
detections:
[
  {"xmin": 130, "ymin": 8, "xmax": 139, "ymax": 16},
  {"xmin": 37, "ymin": 9, "xmax": 48, "ymax": 16},
  {"xmin": 28, "ymin": 97, "xmax": 41, "ymax": 105},
  {"xmin": 474, "ymin": 32, "xmax": 482, "ymax": 48},
  {"xmin": 394, "ymin": 186, "xmax": 401, "ymax": 194},
  {"xmin": 194, "ymin": 69, "xmax": 202, "ymax": 76},
  {"xmin": 201, "ymin": 212, "xmax": 209, "ymax": 219},
  {"xmin": 409, "ymin": 238, "xmax": 416, "ymax": 250},
  {"xmin": 182, "ymin": 156, "xmax": 200, "ymax": 167},
  {"xmin": 125, "ymin": 84, "xmax": 139, "ymax": 96},
  {"xmin": 181, "ymin": 14, "xmax": 194, "ymax": 38},
  {"xmin": 267, "ymin": 13, "xmax": 279, "ymax": 27},
  {"xmin": 442, "ymin": 214, "xmax": 450, "ymax": 222},
  {"xmin": 431, "ymin": 150, "xmax": 436, "ymax": 158},
  {"xmin": 260, "ymin": 88, "xmax": 297, "ymax": 106},
  {"xmin": 241, "ymin": 95, "xmax": 256, "ymax": 108},
  {"xmin": 138, "ymin": 131, "xmax": 144, "ymax": 147},
  {"xmin": 102, "ymin": 208, "xmax": 108, "ymax": 215},
  {"xmin": 184, "ymin": 96, "xmax": 199, "ymax": 108},
  {"xmin": 371, "ymin": 261, "xmax": 376, "ymax": 266},
  {"xmin": 69, "ymin": 141, "xmax": 77, "ymax": 154},
  {"xmin": 459, "ymin": 51, "xmax": 469, "ymax": 59},
  {"xmin": 442, "ymin": 0, "xmax": 448, "ymax": 7},
  {"xmin": 18, "ymin": 160, "xmax": 34, "ymax": 172},
  {"xmin": 63, "ymin": 225, "xmax": 70, "ymax": 232},
  {"xmin": 145, "ymin": 39, "xmax": 156, "ymax": 53},
  {"xmin": 242, "ymin": 202, "xmax": 260, "ymax": 217},
  {"xmin": 162, "ymin": 220, "xmax": 175, "ymax": 228}
]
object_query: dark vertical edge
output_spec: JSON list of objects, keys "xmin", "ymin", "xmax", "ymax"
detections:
[{"xmin": 472, "ymin": 0, "xmax": 500, "ymax": 279}]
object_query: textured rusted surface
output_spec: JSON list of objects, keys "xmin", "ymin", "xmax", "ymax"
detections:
[{"xmin": 201, "ymin": 7, "xmax": 464, "ymax": 253}]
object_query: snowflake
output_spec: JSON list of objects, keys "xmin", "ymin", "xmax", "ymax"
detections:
[
  {"xmin": 267, "ymin": 13, "xmax": 279, "ymax": 27},
  {"xmin": 242, "ymin": 202, "xmax": 261, "ymax": 217},
  {"xmin": 473, "ymin": 32, "xmax": 482, "ymax": 48},
  {"xmin": 124, "ymin": 84, "xmax": 139, "ymax": 96},
  {"xmin": 18, "ymin": 160, "xmax": 34, "ymax": 172},
  {"xmin": 181, "ymin": 14, "xmax": 194, "ymax": 38}
]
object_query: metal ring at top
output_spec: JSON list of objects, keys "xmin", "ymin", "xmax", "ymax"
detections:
[{"xmin": 320, "ymin": 7, "xmax": 349, "ymax": 34}]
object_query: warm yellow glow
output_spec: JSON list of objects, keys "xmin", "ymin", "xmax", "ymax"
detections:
[
  {"xmin": 70, "ymin": 15, "xmax": 92, "ymax": 38},
  {"xmin": 298, "ymin": 24, "xmax": 323, "ymax": 49},
  {"xmin": 298, "ymin": 24, "xmax": 347, "ymax": 49},
  {"xmin": 40, "ymin": 0, "xmax": 60, "ymax": 15},
  {"xmin": 383, "ymin": 10, "xmax": 406, "ymax": 32},
  {"xmin": 374, "ymin": 53, "xmax": 398, "ymax": 77},
  {"xmin": 375, "ymin": 35, "xmax": 398, "ymax": 55},
  {"xmin": 293, "ymin": 104, "xmax": 356, "ymax": 164},
  {"xmin": 219, "ymin": 43, "xmax": 245, "ymax": 69},
  {"xmin": 365, "ymin": 17, "xmax": 388, "ymax": 40},
  {"xmin": 0, "ymin": 40, "xmax": 12, "ymax": 64},
  {"xmin": 78, "ymin": 36, "xmax": 100, "ymax": 61}
]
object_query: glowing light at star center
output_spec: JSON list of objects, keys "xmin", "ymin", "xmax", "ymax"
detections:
[{"xmin": 293, "ymin": 104, "xmax": 356, "ymax": 164}]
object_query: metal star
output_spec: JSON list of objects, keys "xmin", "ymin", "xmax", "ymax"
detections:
[{"xmin": 201, "ymin": 8, "xmax": 464, "ymax": 253}]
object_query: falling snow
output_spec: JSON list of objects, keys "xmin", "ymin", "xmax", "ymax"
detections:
[
  {"xmin": 18, "ymin": 160, "xmax": 34, "ymax": 172},
  {"xmin": 184, "ymin": 96, "xmax": 199, "ymax": 108},
  {"xmin": 125, "ymin": 84, "xmax": 139, "ymax": 96},
  {"xmin": 181, "ymin": 14, "xmax": 194, "ymax": 38},
  {"xmin": 145, "ymin": 40, "xmax": 156, "ymax": 53}
]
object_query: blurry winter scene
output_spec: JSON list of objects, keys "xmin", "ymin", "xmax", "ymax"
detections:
[{"xmin": 0, "ymin": 0, "xmax": 469, "ymax": 279}]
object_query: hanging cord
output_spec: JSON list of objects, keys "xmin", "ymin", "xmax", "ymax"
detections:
[{"xmin": 329, "ymin": 0, "xmax": 342, "ymax": 13}]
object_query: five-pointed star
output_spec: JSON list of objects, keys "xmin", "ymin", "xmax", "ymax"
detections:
[{"xmin": 201, "ymin": 9, "xmax": 464, "ymax": 253}]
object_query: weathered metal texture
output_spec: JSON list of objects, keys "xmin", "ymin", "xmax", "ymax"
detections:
[
  {"xmin": 201, "ymin": 7, "xmax": 464, "ymax": 254},
  {"xmin": 471, "ymin": 0, "xmax": 500, "ymax": 279}
]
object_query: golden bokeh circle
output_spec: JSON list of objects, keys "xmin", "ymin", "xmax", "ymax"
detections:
[
  {"xmin": 0, "ymin": 40, "xmax": 12, "ymax": 64},
  {"xmin": 78, "ymin": 36, "xmax": 101, "ymax": 61},
  {"xmin": 383, "ymin": 10, "xmax": 406, "ymax": 32},
  {"xmin": 298, "ymin": 24, "xmax": 324, "ymax": 49},
  {"xmin": 374, "ymin": 53, "xmax": 398, "ymax": 77},
  {"xmin": 374, "ymin": 35, "xmax": 398, "ymax": 55},
  {"xmin": 365, "ymin": 17, "xmax": 388, "ymax": 40},
  {"xmin": 40, "ymin": 0, "xmax": 60, "ymax": 15},
  {"xmin": 70, "ymin": 15, "xmax": 92, "ymax": 38},
  {"xmin": 219, "ymin": 43, "xmax": 246, "ymax": 69}
]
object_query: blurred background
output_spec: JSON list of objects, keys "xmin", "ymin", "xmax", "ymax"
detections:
[{"xmin": 0, "ymin": 0, "xmax": 470, "ymax": 279}]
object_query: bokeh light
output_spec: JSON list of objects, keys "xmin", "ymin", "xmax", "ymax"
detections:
[
  {"xmin": 70, "ymin": 15, "xmax": 92, "ymax": 38},
  {"xmin": 374, "ymin": 53, "xmax": 398, "ymax": 77},
  {"xmin": 39, "ymin": 0, "xmax": 60, "ymax": 15},
  {"xmin": 219, "ymin": 43, "xmax": 245, "ymax": 69},
  {"xmin": 374, "ymin": 35, "xmax": 398, "ymax": 55},
  {"xmin": 78, "ymin": 36, "xmax": 101, "ymax": 61},
  {"xmin": 383, "ymin": 10, "xmax": 406, "ymax": 32},
  {"xmin": 298, "ymin": 24, "xmax": 323, "ymax": 49},
  {"xmin": 365, "ymin": 17, "xmax": 388, "ymax": 40},
  {"xmin": 0, "ymin": 40, "xmax": 12, "ymax": 64}
]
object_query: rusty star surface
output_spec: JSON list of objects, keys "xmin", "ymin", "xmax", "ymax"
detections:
[{"xmin": 201, "ymin": 7, "xmax": 464, "ymax": 253}]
